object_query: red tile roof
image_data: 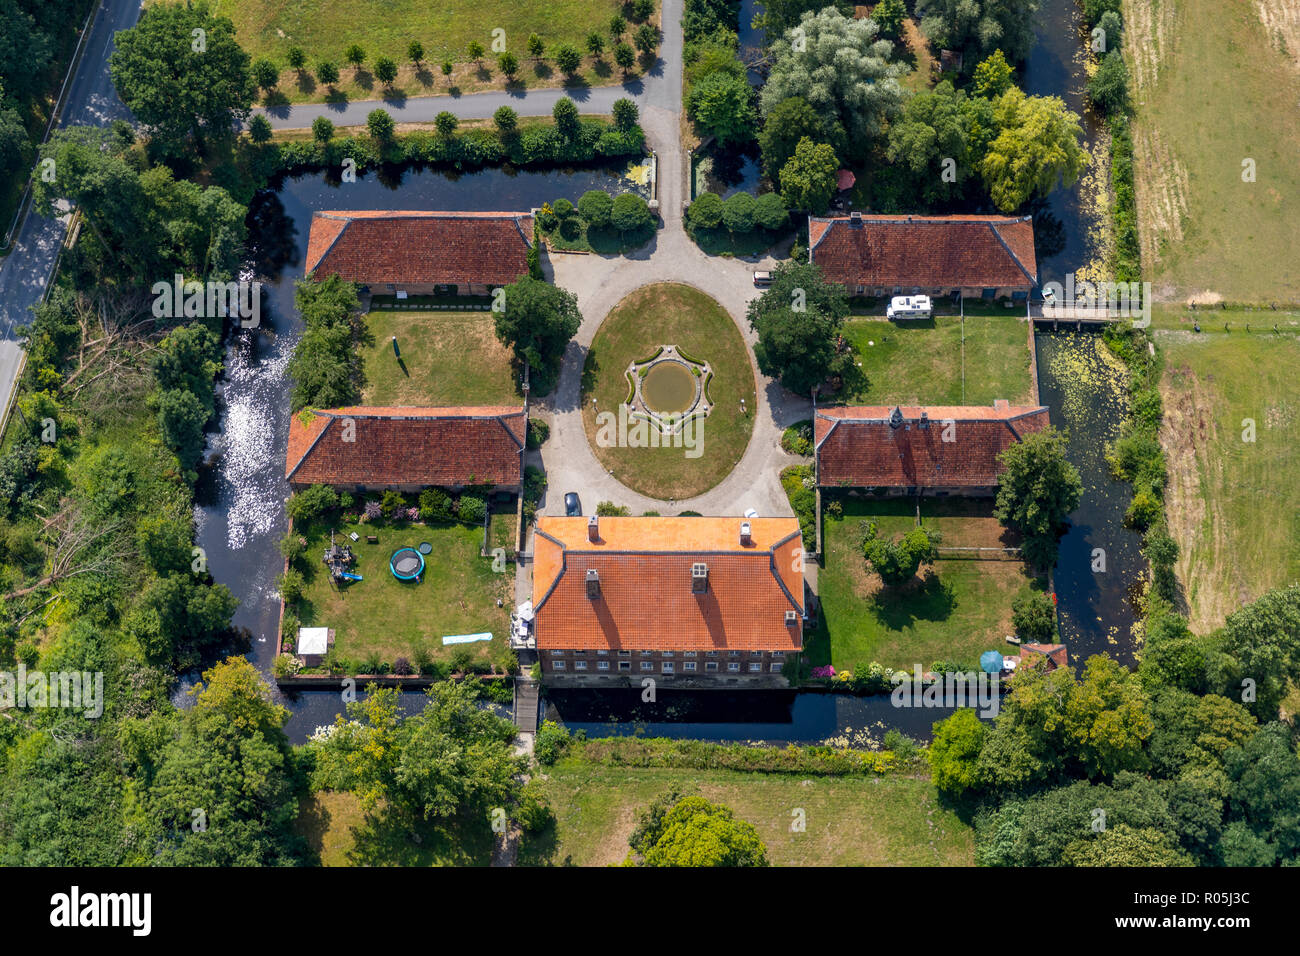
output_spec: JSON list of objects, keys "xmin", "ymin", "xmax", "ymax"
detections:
[
  {"xmin": 532, "ymin": 517, "xmax": 805, "ymax": 652},
  {"xmin": 815, "ymin": 402, "xmax": 1050, "ymax": 488},
  {"xmin": 808, "ymin": 214, "xmax": 1037, "ymax": 290},
  {"xmin": 1019, "ymin": 642, "xmax": 1069, "ymax": 669},
  {"xmin": 305, "ymin": 211, "xmax": 535, "ymax": 288},
  {"xmin": 285, "ymin": 406, "xmax": 525, "ymax": 488}
]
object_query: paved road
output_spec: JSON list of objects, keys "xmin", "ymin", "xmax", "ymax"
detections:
[
  {"xmin": 0, "ymin": 0, "xmax": 142, "ymax": 419},
  {"xmin": 259, "ymin": 4, "xmax": 681, "ymax": 129}
]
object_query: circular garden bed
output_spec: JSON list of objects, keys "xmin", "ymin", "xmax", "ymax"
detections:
[{"xmin": 581, "ymin": 283, "xmax": 756, "ymax": 500}]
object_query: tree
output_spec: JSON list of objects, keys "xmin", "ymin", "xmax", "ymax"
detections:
[
  {"xmin": 367, "ymin": 108, "xmax": 395, "ymax": 143},
  {"xmin": 0, "ymin": 1, "xmax": 54, "ymax": 102},
  {"xmin": 1063, "ymin": 655, "xmax": 1153, "ymax": 778},
  {"xmin": 156, "ymin": 389, "xmax": 209, "ymax": 471},
  {"xmin": 407, "ymin": 40, "xmax": 424, "ymax": 65},
  {"xmin": 554, "ymin": 43, "xmax": 582, "ymax": 75},
  {"xmin": 1216, "ymin": 585, "xmax": 1300, "ymax": 722},
  {"xmin": 687, "ymin": 191, "xmax": 724, "ymax": 231},
  {"xmin": 614, "ymin": 42, "xmax": 636, "ymax": 73},
  {"xmin": 632, "ymin": 0, "xmax": 655, "ymax": 19},
  {"xmin": 494, "ymin": 105, "xmax": 518, "ymax": 136},
  {"xmin": 344, "ymin": 44, "xmax": 366, "ymax": 73},
  {"xmin": 610, "ymin": 14, "xmax": 627, "ymax": 39},
  {"xmin": 612, "ymin": 97, "xmax": 639, "ymax": 130},
  {"xmin": 434, "ymin": 111, "xmax": 458, "ymax": 137},
  {"xmin": 1224, "ymin": 722, "xmax": 1300, "ymax": 863},
  {"xmin": 442, "ymin": 61, "xmax": 454, "ymax": 81},
  {"xmin": 746, "ymin": 261, "xmax": 852, "ymax": 395},
  {"xmin": 1087, "ymin": 49, "xmax": 1129, "ymax": 115},
  {"xmin": 527, "ymin": 33, "xmax": 545, "ymax": 59},
  {"xmin": 577, "ymin": 189, "xmax": 613, "ymax": 227},
  {"xmin": 374, "ymin": 55, "xmax": 398, "ymax": 88},
  {"xmin": 759, "ymin": 96, "xmax": 845, "ymax": 187},
  {"xmin": 1095, "ymin": 10, "xmax": 1123, "ymax": 51},
  {"xmin": 928, "ymin": 709, "xmax": 988, "ymax": 797},
  {"xmin": 468, "ymin": 40, "xmax": 485, "ymax": 65},
  {"xmin": 753, "ymin": 192, "xmax": 789, "ymax": 231},
  {"xmin": 1012, "ymin": 590, "xmax": 1057, "ymax": 643},
  {"xmin": 993, "ymin": 426, "xmax": 1083, "ymax": 568},
  {"xmin": 247, "ymin": 114, "xmax": 272, "ymax": 143},
  {"xmin": 316, "ymin": 60, "xmax": 340, "ymax": 87},
  {"xmin": 287, "ymin": 46, "xmax": 306, "ymax": 71},
  {"xmin": 552, "ymin": 97, "xmax": 580, "ymax": 138},
  {"xmin": 971, "ymin": 49, "xmax": 1014, "ymax": 98},
  {"xmin": 610, "ymin": 193, "xmax": 652, "ymax": 235},
  {"xmin": 312, "ymin": 115, "xmax": 334, "ymax": 144},
  {"xmin": 863, "ymin": 525, "xmax": 941, "ymax": 585},
  {"xmin": 493, "ymin": 277, "xmax": 582, "ymax": 384},
  {"xmin": 917, "ymin": 0, "xmax": 1041, "ymax": 63},
  {"xmin": 0, "ymin": 104, "xmax": 31, "ymax": 188},
  {"xmin": 634, "ymin": 23, "xmax": 660, "ymax": 55},
  {"xmin": 128, "ymin": 573, "xmax": 238, "ymax": 669},
  {"xmin": 153, "ymin": 323, "xmax": 222, "ymax": 413},
  {"xmin": 251, "ymin": 57, "xmax": 279, "ymax": 93},
  {"xmin": 1062, "ymin": 824, "xmax": 1194, "ymax": 867},
  {"xmin": 687, "ymin": 71, "xmax": 756, "ymax": 145},
  {"xmin": 586, "ymin": 32, "xmax": 605, "ymax": 57},
  {"xmin": 498, "ymin": 51, "xmax": 519, "ymax": 78},
  {"xmin": 872, "ymin": 0, "xmax": 907, "ymax": 42},
  {"xmin": 109, "ymin": 2, "xmax": 257, "ymax": 154},
  {"xmin": 632, "ymin": 795, "xmax": 769, "ymax": 867},
  {"xmin": 980, "ymin": 88, "xmax": 1089, "ymax": 212},
  {"xmin": 760, "ymin": 9, "xmax": 906, "ymax": 159},
  {"xmin": 779, "ymin": 137, "xmax": 839, "ymax": 214},
  {"xmin": 886, "ymin": 80, "xmax": 971, "ymax": 204}
]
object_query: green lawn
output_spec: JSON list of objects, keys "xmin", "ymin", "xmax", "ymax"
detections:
[
  {"xmin": 520, "ymin": 760, "xmax": 974, "ymax": 866},
  {"xmin": 297, "ymin": 791, "xmax": 497, "ymax": 865},
  {"xmin": 206, "ymin": 0, "xmax": 655, "ymax": 105},
  {"xmin": 1157, "ymin": 328, "xmax": 1300, "ymax": 632},
  {"xmin": 581, "ymin": 283, "xmax": 756, "ymax": 501},
  {"xmin": 838, "ymin": 316, "xmax": 1035, "ymax": 407},
  {"xmin": 813, "ymin": 498, "xmax": 1043, "ymax": 673},
  {"xmin": 295, "ymin": 517, "xmax": 512, "ymax": 670},
  {"xmin": 360, "ymin": 310, "xmax": 520, "ymax": 406},
  {"xmin": 1125, "ymin": 0, "xmax": 1300, "ymax": 301}
]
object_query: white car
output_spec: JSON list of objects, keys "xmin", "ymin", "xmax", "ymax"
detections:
[{"xmin": 886, "ymin": 295, "xmax": 932, "ymax": 319}]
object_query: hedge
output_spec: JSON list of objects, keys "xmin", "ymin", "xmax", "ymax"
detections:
[{"xmin": 572, "ymin": 735, "xmax": 901, "ymax": 775}]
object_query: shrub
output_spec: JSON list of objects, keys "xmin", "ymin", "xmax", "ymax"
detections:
[
  {"xmin": 449, "ymin": 644, "xmax": 477, "ymax": 674},
  {"xmin": 536, "ymin": 720, "xmax": 572, "ymax": 765},
  {"xmin": 781, "ymin": 420, "xmax": 813, "ymax": 455},
  {"xmin": 612, "ymin": 97, "xmax": 639, "ymax": 130},
  {"xmin": 312, "ymin": 115, "xmax": 334, "ymax": 143},
  {"xmin": 272, "ymin": 654, "xmax": 302, "ymax": 679},
  {"xmin": 754, "ymin": 192, "xmax": 789, "ymax": 230},
  {"xmin": 498, "ymin": 51, "xmax": 519, "ymax": 77},
  {"xmin": 435, "ymin": 111, "xmax": 458, "ymax": 136},
  {"xmin": 528, "ymin": 34, "xmax": 544, "ymax": 58},
  {"xmin": 367, "ymin": 108, "xmax": 395, "ymax": 143},
  {"xmin": 553, "ymin": 197, "xmax": 575, "ymax": 217},
  {"xmin": 393, "ymin": 656, "xmax": 414, "ymax": 675},
  {"xmin": 248, "ymin": 114, "xmax": 273, "ymax": 143},
  {"xmin": 279, "ymin": 568, "xmax": 305, "ymax": 604},
  {"xmin": 1012, "ymin": 590, "xmax": 1058, "ymax": 643},
  {"xmin": 722, "ymin": 191, "xmax": 757, "ymax": 233},
  {"xmin": 287, "ymin": 484, "xmax": 339, "ymax": 522},
  {"xmin": 419, "ymin": 488, "xmax": 453, "ymax": 521},
  {"xmin": 552, "ymin": 97, "xmax": 580, "ymax": 137},
  {"xmin": 524, "ymin": 465, "xmax": 547, "ymax": 504},
  {"xmin": 596, "ymin": 501, "xmax": 632, "ymax": 516},
  {"xmin": 1125, "ymin": 489, "xmax": 1162, "ymax": 531},
  {"xmin": 252, "ymin": 57, "xmax": 279, "ymax": 92},
  {"xmin": 554, "ymin": 43, "xmax": 582, "ymax": 75},
  {"xmin": 632, "ymin": 0, "xmax": 655, "ymax": 20},
  {"xmin": 494, "ymin": 105, "xmax": 518, "ymax": 135},
  {"xmin": 457, "ymin": 495, "xmax": 487, "ymax": 525},
  {"xmin": 611, "ymin": 192, "xmax": 652, "ymax": 233},
  {"xmin": 863, "ymin": 524, "xmax": 941, "ymax": 586},
  {"xmin": 380, "ymin": 490, "xmax": 406, "ymax": 517},
  {"xmin": 279, "ymin": 530, "xmax": 306, "ymax": 564},
  {"xmin": 578, "ymin": 189, "xmax": 614, "ymax": 226},
  {"xmin": 687, "ymin": 191, "xmax": 724, "ymax": 231},
  {"xmin": 527, "ymin": 417, "xmax": 550, "ymax": 448},
  {"xmin": 560, "ymin": 217, "xmax": 582, "ymax": 239},
  {"xmin": 516, "ymin": 779, "xmax": 555, "ymax": 833}
]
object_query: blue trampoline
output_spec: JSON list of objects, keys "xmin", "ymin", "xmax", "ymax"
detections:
[{"xmin": 390, "ymin": 547, "xmax": 425, "ymax": 581}]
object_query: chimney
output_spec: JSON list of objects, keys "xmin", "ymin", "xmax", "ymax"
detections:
[
  {"xmin": 588, "ymin": 515, "xmax": 599, "ymax": 542},
  {"xmin": 889, "ymin": 406, "xmax": 904, "ymax": 430},
  {"xmin": 585, "ymin": 568, "xmax": 600, "ymax": 598},
  {"xmin": 785, "ymin": 610, "xmax": 799, "ymax": 626},
  {"xmin": 691, "ymin": 562, "xmax": 709, "ymax": 593},
  {"xmin": 740, "ymin": 521, "xmax": 752, "ymax": 545},
  {"xmin": 849, "ymin": 211, "xmax": 863, "ymax": 226},
  {"xmin": 919, "ymin": 410, "xmax": 929, "ymax": 430}
]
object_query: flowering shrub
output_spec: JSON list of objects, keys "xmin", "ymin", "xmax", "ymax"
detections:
[
  {"xmin": 362, "ymin": 500, "xmax": 382, "ymax": 521},
  {"xmin": 811, "ymin": 665, "xmax": 835, "ymax": 678},
  {"xmin": 404, "ymin": 507, "xmax": 421, "ymax": 521}
]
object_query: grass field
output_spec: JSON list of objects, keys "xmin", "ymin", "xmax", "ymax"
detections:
[
  {"xmin": 581, "ymin": 283, "xmax": 757, "ymax": 500},
  {"xmin": 296, "ymin": 519, "xmax": 511, "ymax": 668},
  {"xmin": 519, "ymin": 760, "xmax": 974, "ymax": 866},
  {"xmin": 813, "ymin": 498, "xmax": 1043, "ymax": 672},
  {"xmin": 1157, "ymin": 328, "xmax": 1300, "ymax": 632},
  {"xmin": 297, "ymin": 791, "xmax": 497, "ymax": 865},
  {"xmin": 1125, "ymin": 0, "xmax": 1300, "ymax": 301},
  {"xmin": 360, "ymin": 310, "xmax": 520, "ymax": 406},
  {"xmin": 838, "ymin": 316, "xmax": 1035, "ymax": 407},
  {"xmin": 206, "ymin": 0, "xmax": 654, "ymax": 104}
]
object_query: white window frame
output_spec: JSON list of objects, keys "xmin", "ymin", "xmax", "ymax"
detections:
[
  {"xmin": 727, "ymin": 662, "xmax": 741, "ymax": 673},
  {"xmin": 683, "ymin": 661, "xmax": 697, "ymax": 672},
  {"xmin": 553, "ymin": 660, "xmax": 566, "ymax": 670}
]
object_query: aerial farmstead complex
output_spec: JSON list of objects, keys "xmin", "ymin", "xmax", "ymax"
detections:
[{"xmin": 0, "ymin": 0, "xmax": 1295, "ymax": 882}]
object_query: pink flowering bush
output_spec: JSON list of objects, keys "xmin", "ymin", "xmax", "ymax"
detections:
[{"xmin": 811, "ymin": 665, "xmax": 835, "ymax": 679}]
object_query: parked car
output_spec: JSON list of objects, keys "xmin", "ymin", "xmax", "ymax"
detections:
[
  {"xmin": 753, "ymin": 271, "xmax": 773, "ymax": 286},
  {"xmin": 886, "ymin": 295, "xmax": 932, "ymax": 320},
  {"xmin": 564, "ymin": 492, "xmax": 582, "ymax": 517}
]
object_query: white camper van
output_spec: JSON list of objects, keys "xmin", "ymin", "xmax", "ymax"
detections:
[{"xmin": 886, "ymin": 295, "xmax": 932, "ymax": 319}]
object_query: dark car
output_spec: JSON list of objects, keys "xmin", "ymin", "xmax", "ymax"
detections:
[{"xmin": 564, "ymin": 492, "xmax": 582, "ymax": 517}]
